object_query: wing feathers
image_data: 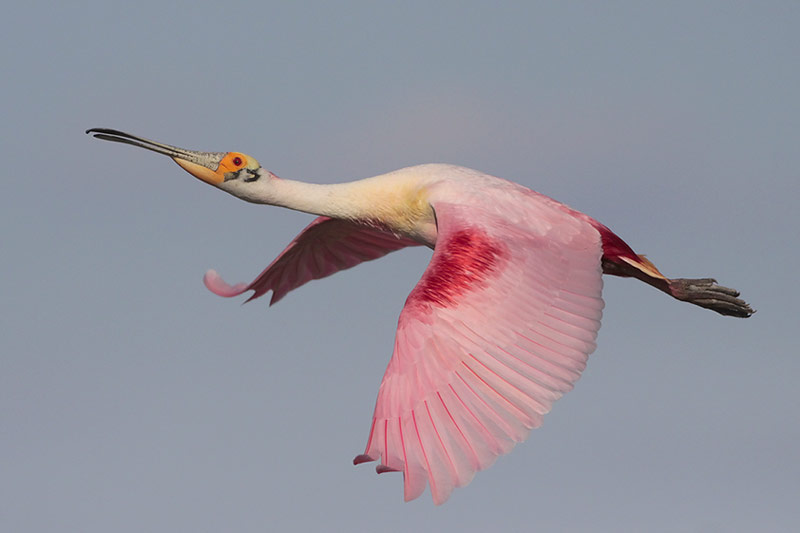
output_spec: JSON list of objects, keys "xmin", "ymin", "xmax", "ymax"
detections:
[
  {"xmin": 444, "ymin": 383, "xmax": 507, "ymax": 462},
  {"xmin": 203, "ymin": 217, "xmax": 419, "ymax": 304},
  {"xmin": 357, "ymin": 202, "xmax": 604, "ymax": 504},
  {"xmin": 462, "ymin": 354, "xmax": 547, "ymax": 427},
  {"xmin": 206, "ymin": 201, "xmax": 604, "ymax": 505},
  {"xmin": 425, "ymin": 397, "xmax": 475, "ymax": 487},
  {"xmin": 453, "ymin": 369, "xmax": 525, "ymax": 446},
  {"xmin": 399, "ymin": 417, "xmax": 428, "ymax": 501}
]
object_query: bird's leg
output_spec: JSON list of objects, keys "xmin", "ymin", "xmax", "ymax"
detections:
[{"xmin": 602, "ymin": 255, "xmax": 754, "ymax": 318}]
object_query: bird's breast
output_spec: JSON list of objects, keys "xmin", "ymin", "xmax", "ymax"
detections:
[{"xmin": 362, "ymin": 182, "xmax": 437, "ymax": 246}]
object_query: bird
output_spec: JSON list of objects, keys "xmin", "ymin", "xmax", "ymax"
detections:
[{"xmin": 86, "ymin": 127, "xmax": 753, "ymax": 504}]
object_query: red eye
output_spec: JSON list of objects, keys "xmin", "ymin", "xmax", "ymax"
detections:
[{"xmin": 232, "ymin": 156, "xmax": 243, "ymax": 166}]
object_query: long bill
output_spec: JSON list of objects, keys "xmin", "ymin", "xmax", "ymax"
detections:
[{"xmin": 85, "ymin": 128, "xmax": 228, "ymax": 185}]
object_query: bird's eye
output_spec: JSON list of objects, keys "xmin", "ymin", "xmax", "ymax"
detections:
[{"xmin": 232, "ymin": 156, "xmax": 243, "ymax": 166}]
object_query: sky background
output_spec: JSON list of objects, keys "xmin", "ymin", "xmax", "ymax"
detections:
[{"xmin": 2, "ymin": 1, "xmax": 798, "ymax": 531}]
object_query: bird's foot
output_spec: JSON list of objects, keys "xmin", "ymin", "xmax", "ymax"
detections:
[{"xmin": 667, "ymin": 278, "xmax": 754, "ymax": 318}]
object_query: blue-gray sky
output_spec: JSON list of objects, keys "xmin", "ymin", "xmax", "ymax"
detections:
[{"xmin": 2, "ymin": 1, "xmax": 798, "ymax": 531}]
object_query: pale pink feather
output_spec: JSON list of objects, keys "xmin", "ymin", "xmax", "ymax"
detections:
[
  {"xmin": 86, "ymin": 129, "xmax": 753, "ymax": 506},
  {"xmin": 353, "ymin": 201, "xmax": 604, "ymax": 504},
  {"xmin": 203, "ymin": 216, "xmax": 421, "ymax": 304},
  {"xmin": 203, "ymin": 180, "xmax": 606, "ymax": 505}
]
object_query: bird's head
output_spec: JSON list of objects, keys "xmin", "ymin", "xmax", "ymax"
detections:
[{"xmin": 86, "ymin": 128, "xmax": 272, "ymax": 200}]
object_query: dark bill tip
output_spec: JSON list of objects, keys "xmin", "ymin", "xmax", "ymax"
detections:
[{"xmin": 85, "ymin": 127, "xmax": 198, "ymax": 160}]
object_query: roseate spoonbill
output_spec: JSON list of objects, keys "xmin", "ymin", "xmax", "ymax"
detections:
[{"xmin": 87, "ymin": 128, "xmax": 753, "ymax": 504}]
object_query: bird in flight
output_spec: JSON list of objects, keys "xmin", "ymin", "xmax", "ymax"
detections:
[{"xmin": 87, "ymin": 128, "xmax": 753, "ymax": 504}]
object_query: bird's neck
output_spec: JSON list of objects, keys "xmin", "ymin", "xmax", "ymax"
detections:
[
  {"xmin": 258, "ymin": 176, "xmax": 379, "ymax": 220},
  {"xmin": 243, "ymin": 172, "xmax": 436, "ymax": 241}
]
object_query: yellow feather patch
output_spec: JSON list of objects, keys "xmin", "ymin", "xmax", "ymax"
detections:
[{"xmin": 382, "ymin": 184, "xmax": 433, "ymax": 233}]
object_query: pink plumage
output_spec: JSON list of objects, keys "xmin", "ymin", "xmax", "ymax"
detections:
[
  {"xmin": 87, "ymin": 129, "xmax": 754, "ymax": 505},
  {"xmin": 203, "ymin": 216, "xmax": 420, "ymax": 305},
  {"xmin": 355, "ymin": 202, "xmax": 603, "ymax": 504},
  {"xmin": 208, "ymin": 183, "xmax": 606, "ymax": 504}
]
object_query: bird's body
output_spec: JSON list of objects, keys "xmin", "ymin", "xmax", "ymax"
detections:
[{"xmin": 87, "ymin": 128, "xmax": 753, "ymax": 504}]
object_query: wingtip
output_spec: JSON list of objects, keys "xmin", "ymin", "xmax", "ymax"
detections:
[
  {"xmin": 203, "ymin": 269, "xmax": 249, "ymax": 298},
  {"xmin": 352, "ymin": 454, "xmax": 403, "ymax": 475},
  {"xmin": 352, "ymin": 454, "xmax": 374, "ymax": 466}
]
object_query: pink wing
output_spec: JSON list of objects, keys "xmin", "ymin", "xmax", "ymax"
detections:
[
  {"xmin": 354, "ymin": 202, "xmax": 605, "ymax": 504},
  {"xmin": 204, "ymin": 216, "xmax": 420, "ymax": 305}
]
